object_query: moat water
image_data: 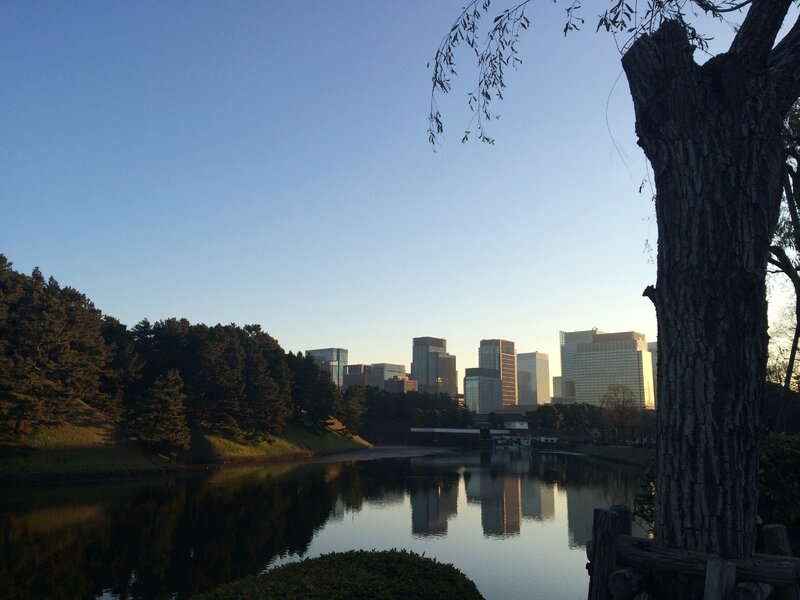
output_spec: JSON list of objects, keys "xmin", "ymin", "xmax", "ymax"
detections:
[{"xmin": 0, "ymin": 449, "xmax": 645, "ymax": 599}]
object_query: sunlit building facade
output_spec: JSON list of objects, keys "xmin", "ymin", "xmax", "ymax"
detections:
[
  {"xmin": 574, "ymin": 331, "xmax": 655, "ymax": 409},
  {"xmin": 559, "ymin": 329, "xmax": 600, "ymax": 399},
  {"xmin": 517, "ymin": 352, "xmax": 550, "ymax": 407},
  {"xmin": 479, "ymin": 339, "xmax": 517, "ymax": 408}
]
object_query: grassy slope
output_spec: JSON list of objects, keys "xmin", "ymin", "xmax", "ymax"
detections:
[
  {"xmin": 0, "ymin": 401, "xmax": 159, "ymax": 479},
  {"xmin": 1, "ymin": 409, "xmax": 370, "ymax": 480}
]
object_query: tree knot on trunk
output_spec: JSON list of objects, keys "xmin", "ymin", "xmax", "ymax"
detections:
[{"xmin": 642, "ymin": 285, "xmax": 657, "ymax": 306}]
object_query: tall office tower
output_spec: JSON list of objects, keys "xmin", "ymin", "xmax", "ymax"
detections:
[
  {"xmin": 434, "ymin": 353, "xmax": 458, "ymax": 395},
  {"xmin": 464, "ymin": 368, "xmax": 502, "ymax": 413},
  {"xmin": 369, "ymin": 363, "xmax": 406, "ymax": 388},
  {"xmin": 552, "ymin": 376, "xmax": 563, "ymax": 398},
  {"xmin": 479, "ymin": 339, "xmax": 517, "ymax": 408},
  {"xmin": 574, "ymin": 331, "xmax": 655, "ymax": 409},
  {"xmin": 305, "ymin": 348, "xmax": 348, "ymax": 387},
  {"xmin": 517, "ymin": 352, "xmax": 550, "ymax": 407},
  {"xmin": 411, "ymin": 337, "xmax": 458, "ymax": 394},
  {"xmin": 647, "ymin": 341, "xmax": 658, "ymax": 407},
  {"xmin": 343, "ymin": 364, "xmax": 371, "ymax": 389},
  {"xmin": 559, "ymin": 329, "xmax": 601, "ymax": 398}
]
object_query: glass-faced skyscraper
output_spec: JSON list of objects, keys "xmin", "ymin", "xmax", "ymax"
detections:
[
  {"xmin": 411, "ymin": 337, "xmax": 457, "ymax": 395},
  {"xmin": 464, "ymin": 367, "xmax": 502, "ymax": 413},
  {"xmin": 305, "ymin": 348, "xmax": 348, "ymax": 387},
  {"xmin": 478, "ymin": 339, "xmax": 517, "ymax": 408}
]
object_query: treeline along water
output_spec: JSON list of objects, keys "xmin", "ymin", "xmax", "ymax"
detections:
[{"xmin": 0, "ymin": 451, "xmax": 644, "ymax": 600}]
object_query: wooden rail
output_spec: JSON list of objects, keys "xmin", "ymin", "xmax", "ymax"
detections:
[{"xmin": 587, "ymin": 506, "xmax": 800, "ymax": 600}]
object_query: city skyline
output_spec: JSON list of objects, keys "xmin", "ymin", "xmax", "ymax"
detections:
[{"xmin": 15, "ymin": 2, "xmax": 790, "ymax": 383}]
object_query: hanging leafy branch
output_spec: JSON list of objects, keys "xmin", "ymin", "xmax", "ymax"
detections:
[{"xmin": 428, "ymin": 0, "xmax": 754, "ymax": 147}]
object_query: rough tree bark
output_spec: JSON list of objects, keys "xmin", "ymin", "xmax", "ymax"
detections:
[{"xmin": 621, "ymin": 1, "xmax": 800, "ymax": 576}]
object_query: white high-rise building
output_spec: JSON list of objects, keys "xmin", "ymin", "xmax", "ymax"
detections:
[
  {"xmin": 574, "ymin": 331, "xmax": 655, "ymax": 409},
  {"xmin": 647, "ymin": 341, "xmax": 658, "ymax": 407},
  {"xmin": 517, "ymin": 352, "xmax": 550, "ymax": 407},
  {"xmin": 559, "ymin": 329, "xmax": 600, "ymax": 398}
]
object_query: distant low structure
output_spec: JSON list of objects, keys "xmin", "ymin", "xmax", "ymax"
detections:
[
  {"xmin": 384, "ymin": 375, "xmax": 418, "ymax": 394},
  {"xmin": 408, "ymin": 427, "xmax": 509, "ymax": 447},
  {"xmin": 343, "ymin": 364, "xmax": 371, "ymax": 389}
]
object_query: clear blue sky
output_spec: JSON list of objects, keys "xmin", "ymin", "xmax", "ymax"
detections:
[{"xmin": 5, "ymin": 2, "xmax": 789, "ymax": 384}]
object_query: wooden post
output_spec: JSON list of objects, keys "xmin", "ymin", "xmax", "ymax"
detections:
[
  {"xmin": 731, "ymin": 582, "xmax": 775, "ymax": 600},
  {"xmin": 703, "ymin": 559, "xmax": 736, "ymax": 600},
  {"xmin": 588, "ymin": 508, "xmax": 627, "ymax": 600},
  {"xmin": 608, "ymin": 567, "xmax": 643, "ymax": 600},
  {"xmin": 615, "ymin": 535, "xmax": 800, "ymax": 586},
  {"xmin": 763, "ymin": 524, "xmax": 799, "ymax": 600},
  {"xmin": 609, "ymin": 505, "xmax": 632, "ymax": 536}
]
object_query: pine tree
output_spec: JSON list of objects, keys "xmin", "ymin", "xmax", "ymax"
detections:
[{"xmin": 132, "ymin": 369, "xmax": 190, "ymax": 455}]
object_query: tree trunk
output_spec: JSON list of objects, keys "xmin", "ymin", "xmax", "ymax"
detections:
[{"xmin": 622, "ymin": 19, "xmax": 785, "ymax": 571}]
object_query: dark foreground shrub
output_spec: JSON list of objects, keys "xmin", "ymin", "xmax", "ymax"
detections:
[
  {"xmin": 759, "ymin": 433, "xmax": 800, "ymax": 542},
  {"xmin": 194, "ymin": 549, "xmax": 485, "ymax": 600}
]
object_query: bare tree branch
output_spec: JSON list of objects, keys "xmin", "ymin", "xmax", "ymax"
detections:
[
  {"xmin": 691, "ymin": 0, "xmax": 753, "ymax": 15},
  {"xmin": 769, "ymin": 13, "xmax": 800, "ymax": 114},
  {"xmin": 729, "ymin": 0, "xmax": 792, "ymax": 69}
]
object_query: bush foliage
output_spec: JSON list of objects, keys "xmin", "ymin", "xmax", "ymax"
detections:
[{"xmin": 195, "ymin": 549, "xmax": 485, "ymax": 600}]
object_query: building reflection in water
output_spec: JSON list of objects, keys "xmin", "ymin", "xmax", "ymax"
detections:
[
  {"xmin": 429, "ymin": 450, "xmax": 638, "ymax": 545},
  {"xmin": 480, "ymin": 473, "xmax": 521, "ymax": 537},
  {"xmin": 410, "ymin": 481, "xmax": 459, "ymax": 536},
  {"xmin": 521, "ymin": 478, "xmax": 555, "ymax": 521}
]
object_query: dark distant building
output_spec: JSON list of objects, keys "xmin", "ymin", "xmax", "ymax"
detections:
[
  {"xmin": 370, "ymin": 363, "xmax": 406, "ymax": 388},
  {"xmin": 384, "ymin": 375, "xmax": 419, "ymax": 394},
  {"xmin": 552, "ymin": 376, "xmax": 563, "ymax": 398},
  {"xmin": 305, "ymin": 347, "xmax": 348, "ymax": 387},
  {"xmin": 464, "ymin": 368, "xmax": 502, "ymax": 414},
  {"xmin": 479, "ymin": 339, "xmax": 517, "ymax": 408},
  {"xmin": 411, "ymin": 336, "xmax": 457, "ymax": 395},
  {"xmin": 343, "ymin": 364, "xmax": 371, "ymax": 389}
]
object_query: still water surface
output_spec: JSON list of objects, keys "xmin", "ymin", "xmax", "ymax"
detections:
[{"xmin": 0, "ymin": 450, "xmax": 644, "ymax": 599}]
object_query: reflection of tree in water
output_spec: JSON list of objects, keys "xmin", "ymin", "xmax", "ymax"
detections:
[
  {"xmin": 0, "ymin": 454, "xmax": 642, "ymax": 598},
  {"xmin": 0, "ymin": 464, "xmax": 357, "ymax": 600}
]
